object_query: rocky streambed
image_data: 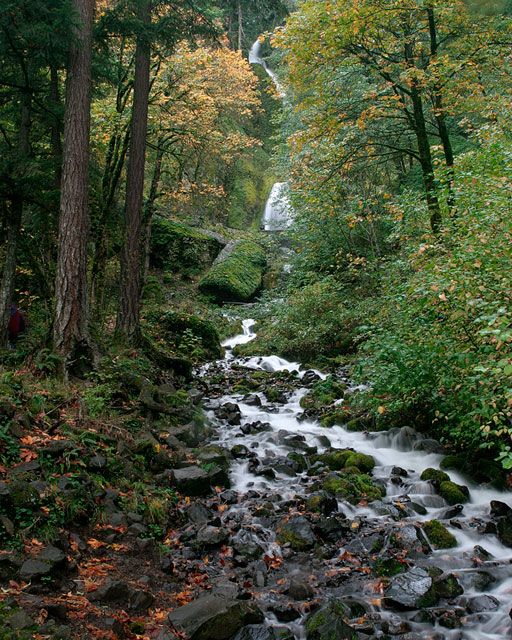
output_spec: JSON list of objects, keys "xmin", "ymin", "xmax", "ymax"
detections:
[{"xmin": 167, "ymin": 320, "xmax": 512, "ymax": 640}]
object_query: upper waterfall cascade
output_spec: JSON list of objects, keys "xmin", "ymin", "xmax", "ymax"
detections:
[{"xmin": 249, "ymin": 39, "xmax": 292, "ymax": 232}]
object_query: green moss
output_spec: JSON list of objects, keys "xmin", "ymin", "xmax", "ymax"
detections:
[
  {"xmin": 314, "ymin": 449, "xmax": 375, "ymax": 473},
  {"xmin": 344, "ymin": 452, "xmax": 375, "ymax": 473},
  {"xmin": 199, "ymin": 240, "xmax": 267, "ymax": 302},
  {"xmin": 420, "ymin": 468, "xmax": 451, "ymax": 487},
  {"xmin": 150, "ymin": 216, "xmax": 223, "ymax": 274},
  {"xmin": 322, "ymin": 472, "xmax": 384, "ymax": 505},
  {"xmin": 374, "ymin": 557, "xmax": 405, "ymax": 577},
  {"xmin": 439, "ymin": 481, "xmax": 469, "ymax": 505},
  {"xmin": 422, "ymin": 520, "xmax": 457, "ymax": 549}
]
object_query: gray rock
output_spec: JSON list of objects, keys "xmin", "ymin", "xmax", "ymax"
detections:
[
  {"xmin": 7, "ymin": 609, "xmax": 34, "ymax": 630},
  {"xmin": 288, "ymin": 573, "xmax": 314, "ymax": 601},
  {"xmin": 465, "ymin": 594, "xmax": 500, "ymax": 613},
  {"xmin": 129, "ymin": 588, "xmax": 155, "ymax": 611},
  {"xmin": 171, "ymin": 466, "xmax": 211, "ymax": 496},
  {"xmin": 277, "ymin": 516, "xmax": 316, "ymax": 551},
  {"xmin": 233, "ymin": 625, "xmax": 276, "ymax": 640},
  {"xmin": 168, "ymin": 592, "xmax": 263, "ymax": 640},
  {"xmin": 231, "ymin": 445, "xmax": 252, "ymax": 459},
  {"xmin": 232, "ymin": 530, "xmax": 264, "ymax": 559},
  {"xmin": 89, "ymin": 579, "xmax": 130, "ymax": 603},
  {"xmin": 384, "ymin": 567, "xmax": 433, "ymax": 609},
  {"xmin": 187, "ymin": 503, "xmax": 211, "ymax": 526},
  {"xmin": 305, "ymin": 601, "xmax": 357, "ymax": 639},
  {"xmin": 243, "ymin": 395, "xmax": 262, "ymax": 407},
  {"xmin": 215, "ymin": 402, "xmax": 242, "ymax": 425},
  {"xmin": 19, "ymin": 558, "xmax": 53, "ymax": 580},
  {"xmin": 196, "ymin": 525, "xmax": 229, "ymax": 548}
]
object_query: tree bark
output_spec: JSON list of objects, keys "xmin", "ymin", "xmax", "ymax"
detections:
[
  {"xmin": 0, "ymin": 91, "xmax": 31, "ymax": 347},
  {"xmin": 405, "ymin": 41, "xmax": 442, "ymax": 234},
  {"xmin": 427, "ymin": 7, "xmax": 455, "ymax": 212},
  {"xmin": 50, "ymin": 61, "xmax": 63, "ymax": 189},
  {"xmin": 117, "ymin": 0, "xmax": 151, "ymax": 342},
  {"xmin": 142, "ymin": 138, "xmax": 164, "ymax": 285},
  {"xmin": 53, "ymin": 0, "xmax": 95, "ymax": 372}
]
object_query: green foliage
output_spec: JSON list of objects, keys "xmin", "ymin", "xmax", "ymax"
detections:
[
  {"xmin": 255, "ymin": 278, "xmax": 360, "ymax": 362},
  {"xmin": 148, "ymin": 310, "xmax": 222, "ymax": 361},
  {"xmin": 300, "ymin": 376, "xmax": 347, "ymax": 410},
  {"xmin": 322, "ymin": 470, "xmax": 384, "ymax": 505},
  {"xmin": 199, "ymin": 240, "xmax": 267, "ymax": 302}
]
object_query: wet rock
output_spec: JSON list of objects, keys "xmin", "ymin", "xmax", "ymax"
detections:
[
  {"xmin": 168, "ymin": 592, "xmax": 263, "ymax": 640},
  {"xmin": 240, "ymin": 421, "xmax": 272, "ymax": 435},
  {"xmin": 232, "ymin": 530, "xmax": 265, "ymax": 559},
  {"xmin": 384, "ymin": 567, "xmax": 433, "ymax": 610},
  {"xmin": 439, "ymin": 504, "xmax": 464, "ymax": 519},
  {"xmin": 371, "ymin": 501, "xmax": 402, "ymax": 518},
  {"xmin": 196, "ymin": 525, "xmax": 229, "ymax": 548},
  {"xmin": 171, "ymin": 466, "xmax": 211, "ymax": 496},
  {"xmin": 431, "ymin": 573, "xmax": 463, "ymax": 600},
  {"xmin": 439, "ymin": 481, "xmax": 470, "ymax": 505},
  {"xmin": 128, "ymin": 523, "xmax": 148, "ymax": 537},
  {"xmin": 490, "ymin": 500, "xmax": 512, "ymax": 547},
  {"xmin": 215, "ymin": 402, "xmax": 242, "ymax": 425},
  {"xmin": 420, "ymin": 468, "xmax": 450, "ymax": 487},
  {"xmin": 243, "ymin": 395, "xmax": 262, "ymax": 407},
  {"xmin": 422, "ymin": 520, "xmax": 457, "ymax": 549},
  {"xmin": 276, "ymin": 516, "xmax": 316, "ymax": 551},
  {"xmin": 381, "ymin": 615, "xmax": 411, "ymax": 635},
  {"xmin": 231, "ymin": 445, "xmax": 252, "ymax": 459},
  {"xmin": 306, "ymin": 491, "xmax": 338, "ymax": 516},
  {"xmin": 392, "ymin": 466, "xmax": 409, "ymax": 477},
  {"xmin": 464, "ymin": 594, "xmax": 500, "ymax": 613},
  {"xmin": 413, "ymin": 438, "xmax": 444, "ymax": 454},
  {"xmin": 269, "ymin": 603, "xmax": 300, "ymax": 622},
  {"xmin": 288, "ymin": 573, "xmax": 314, "ymax": 601},
  {"xmin": 233, "ymin": 625, "xmax": 276, "ymax": 640},
  {"xmin": 305, "ymin": 601, "xmax": 357, "ymax": 640}
]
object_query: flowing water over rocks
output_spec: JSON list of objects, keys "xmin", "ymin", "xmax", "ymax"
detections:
[{"xmin": 183, "ymin": 320, "xmax": 512, "ymax": 640}]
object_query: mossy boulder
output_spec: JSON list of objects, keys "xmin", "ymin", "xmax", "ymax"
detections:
[
  {"xmin": 150, "ymin": 216, "xmax": 224, "ymax": 274},
  {"xmin": 314, "ymin": 449, "xmax": 375, "ymax": 473},
  {"xmin": 322, "ymin": 471, "xmax": 384, "ymax": 505},
  {"xmin": 439, "ymin": 481, "xmax": 469, "ymax": 505},
  {"xmin": 420, "ymin": 468, "xmax": 451, "ymax": 488},
  {"xmin": 153, "ymin": 311, "xmax": 222, "ymax": 360},
  {"xmin": 305, "ymin": 601, "xmax": 357, "ymax": 640},
  {"xmin": 422, "ymin": 520, "xmax": 457, "ymax": 549},
  {"xmin": 199, "ymin": 240, "xmax": 267, "ymax": 303},
  {"xmin": 276, "ymin": 516, "xmax": 316, "ymax": 550}
]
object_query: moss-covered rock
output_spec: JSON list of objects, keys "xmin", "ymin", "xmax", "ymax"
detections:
[
  {"xmin": 420, "ymin": 468, "xmax": 451, "ymax": 487},
  {"xmin": 422, "ymin": 520, "xmax": 457, "ymax": 549},
  {"xmin": 305, "ymin": 601, "xmax": 357, "ymax": 640},
  {"xmin": 199, "ymin": 240, "xmax": 267, "ymax": 303},
  {"xmin": 322, "ymin": 471, "xmax": 384, "ymax": 505},
  {"xmin": 314, "ymin": 449, "xmax": 375, "ymax": 473},
  {"xmin": 150, "ymin": 216, "xmax": 224, "ymax": 274},
  {"xmin": 439, "ymin": 481, "xmax": 470, "ymax": 505}
]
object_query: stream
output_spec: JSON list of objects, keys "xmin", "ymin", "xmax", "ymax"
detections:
[{"xmin": 194, "ymin": 319, "xmax": 512, "ymax": 640}]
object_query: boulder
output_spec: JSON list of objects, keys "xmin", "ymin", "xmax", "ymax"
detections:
[
  {"xmin": 171, "ymin": 466, "xmax": 211, "ymax": 497},
  {"xmin": 195, "ymin": 526, "xmax": 229, "ymax": 549},
  {"xmin": 276, "ymin": 516, "xmax": 316, "ymax": 551},
  {"xmin": 168, "ymin": 592, "xmax": 263, "ymax": 640},
  {"xmin": 233, "ymin": 626, "xmax": 276, "ymax": 640},
  {"xmin": 384, "ymin": 567, "xmax": 433, "ymax": 610},
  {"xmin": 305, "ymin": 601, "xmax": 358, "ymax": 640}
]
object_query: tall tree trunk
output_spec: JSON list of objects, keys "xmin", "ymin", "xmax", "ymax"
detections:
[
  {"xmin": 237, "ymin": 0, "xmax": 243, "ymax": 51},
  {"xmin": 53, "ymin": 0, "xmax": 95, "ymax": 373},
  {"xmin": 405, "ymin": 41, "xmax": 442, "ymax": 234},
  {"xmin": 117, "ymin": 0, "xmax": 151, "ymax": 342},
  {"xmin": 142, "ymin": 138, "xmax": 164, "ymax": 285},
  {"xmin": 50, "ymin": 61, "xmax": 63, "ymax": 189},
  {"xmin": 0, "ymin": 91, "xmax": 31, "ymax": 347},
  {"xmin": 427, "ymin": 7, "xmax": 455, "ymax": 211}
]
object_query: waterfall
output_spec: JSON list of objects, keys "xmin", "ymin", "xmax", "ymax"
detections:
[{"xmin": 249, "ymin": 38, "xmax": 292, "ymax": 232}]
